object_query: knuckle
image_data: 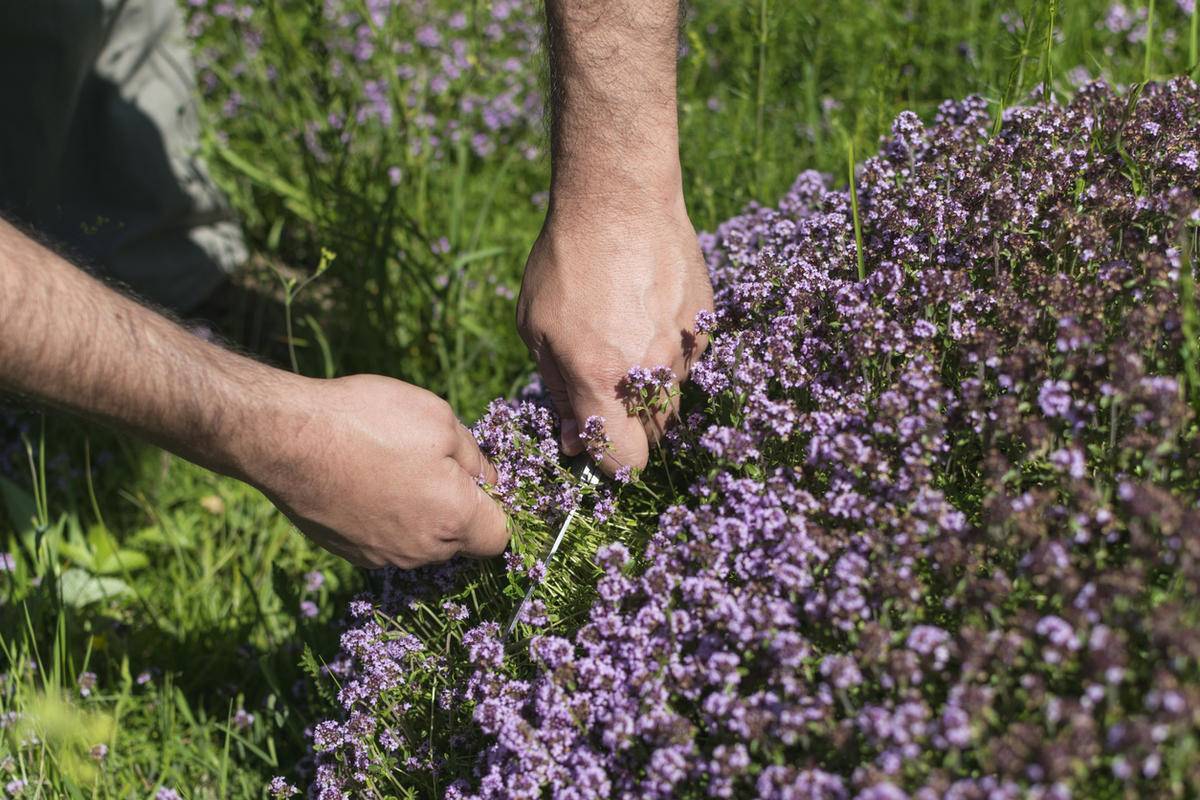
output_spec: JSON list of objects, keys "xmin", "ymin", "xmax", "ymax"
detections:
[{"xmin": 441, "ymin": 411, "xmax": 464, "ymax": 442}]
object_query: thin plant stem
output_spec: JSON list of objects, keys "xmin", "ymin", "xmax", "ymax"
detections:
[
  {"xmin": 753, "ymin": 0, "xmax": 769, "ymax": 199},
  {"xmin": 1181, "ymin": 228, "xmax": 1200, "ymax": 415},
  {"xmin": 1144, "ymin": 0, "xmax": 1156, "ymax": 81},
  {"xmin": 1042, "ymin": 0, "xmax": 1058, "ymax": 101},
  {"xmin": 1191, "ymin": 0, "xmax": 1198, "ymax": 72}
]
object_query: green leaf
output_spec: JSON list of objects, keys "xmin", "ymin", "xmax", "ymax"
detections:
[
  {"xmin": 79, "ymin": 525, "xmax": 146, "ymax": 574},
  {"xmin": 300, "ymin": 644, "xmax": 338, "ymax": 706},
  {"xmin": 56, "ymin": 540, "xmax": 97, "ymax": 571},
  {"xmin": 129, "ymin": 526, "xmax": 168, "ymax": 546},
  {"xmin": 0, "ymin": 474, "xmax": 37, "ymax": 535},
  {"xmin": 92, "ymin": 549, "xmax": 150, "ymax": 576},
  {"xmin": 57, "ymin": 568, "xmax": 133, "ymax": 608},
  {"xmin": 271, "ymin": 562, "xmax": 299, "ymax": 610},
  {"xmin": 209, "ymin": 139, "xmax": 320, "ymax": 224}
]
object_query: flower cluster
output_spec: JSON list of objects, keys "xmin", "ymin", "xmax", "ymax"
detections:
[
  {"xmin": 185, "ymin": 0, "xmax": 543, "ymax": 164},
  {"xmin": 293, "ymin": 79, "xmax": 1200, "ymax": 799},
  {"xmin": 472, "ymin": 390, "xmax": 584, "ymax": 520}
]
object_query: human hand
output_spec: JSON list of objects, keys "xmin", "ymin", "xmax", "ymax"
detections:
[
  {"xmin": 249, "ymin": 374, "xmax": 510, "ymax": 569},
  {"xmin": 516, "ymin": 193, "xmax": 714, "ymax": 473},
  {"xmin": 0, "ymin": 219, "xmax": 507, "ymax": 570}
]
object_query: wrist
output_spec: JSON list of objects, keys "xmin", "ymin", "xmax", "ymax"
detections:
[
  {"xmin": 200, "ymin": 366, "xmax": 318, "ymax": 491},
  {"xmin": 547, "ymin": 160, "xmax": 687, "ymax": 226},
  {"xmin": 550, "ymin": 128, "xmax": 681, "ymax": 203}
]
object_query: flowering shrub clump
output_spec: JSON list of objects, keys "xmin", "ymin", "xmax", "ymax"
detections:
[{"xmin": 293, "ymin": 80, "xmax": 1200, "ymax": 799}]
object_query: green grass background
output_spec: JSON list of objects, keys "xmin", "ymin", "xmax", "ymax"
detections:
[{"xmin": 0, "ymin": 0, "xmax": 1196, "ymax": 796}]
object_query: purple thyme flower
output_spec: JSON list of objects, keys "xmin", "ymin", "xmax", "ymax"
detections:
[
  {"xmin": 304, "ymin": 571, "xmax": 325, "ymax": 593},
  {"xmin": 579, "ymin": 415, "xmax": 610, "ymax": 461},
  {"xmin": 443, "ymin": 601, "xmax": 470, "ymax": 622},
  {"xmin": 1037, "ymin": 379, "xmax": 1073, "ymax": 418},
  {"xmin": 268, "ymin": 776, "xmax": 299, "ymax": 798}
]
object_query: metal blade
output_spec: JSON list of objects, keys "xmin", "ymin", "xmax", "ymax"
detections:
[{"xmin": 504, "ymin": 457, "xmax": 600, "ymax": 638}]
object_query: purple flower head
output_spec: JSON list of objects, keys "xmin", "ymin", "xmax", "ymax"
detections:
[
  {"xmin": 304, "ymin": 570, "xmax": 325, "ymax": 593},
  {"xmin": 1038, "ymin": 379, "xmax": 1073, "ymax": 418},
  {"xmin": 415, "ymin": 24, "xmax": 441, "ymax": 47},
  {"xmin": 503, "ymin": 551, "xmax": 525, "ymax": 574},
  {"xmin": 268, "ymin": 777, "xmax": 299, "ymax": 798},
  {"xmin": 595, "ymin": 541, "xmax": 630, "ymax": 573},
  {"xmin": 579, "ymin": 415, "xmax": 610, "ymax": 461},
  {"xmin": 442, "ymin": 601, "xmax": 469, "ymax": 622},
  {"xmin": 516, "ymin": 598, "xmax": 547, "ymax": 627}
]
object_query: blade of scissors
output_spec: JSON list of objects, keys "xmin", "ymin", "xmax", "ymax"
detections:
[{"xmin": 504, "ymin": 459, "xmax": 600, "ymax": 639}]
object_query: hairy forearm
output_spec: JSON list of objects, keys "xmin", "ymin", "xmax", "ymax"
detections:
[
  {"xmin": 545, "ymin": 0, "xmax": 683, "ymax": 207},
  {"xmin": 0, "ymin": 218, "xmax": 305, "ymax": 483}
]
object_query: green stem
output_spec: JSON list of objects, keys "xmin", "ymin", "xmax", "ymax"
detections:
[
  {"xmin": 753, "ymin": 0, "xmax": 769, "ymax": 199},
  {"xmin": 284, "ymin": 293, "xmax": 299, "ymax": 374},
  {"xmin": 994, "ymin": 4, "xmax": 1039, "ymax": 136},
  {"xmin": 1191, "ymin": 0, "xmax": 1198, "ymax": 73},
  {"xmin": 1042, "ymin": 0, "xmax": 1058, "ymax": 100},
  {"xmin": 1181, "ymin": 229, "xmax": 1200, "ymax": 415},
  {"xmin": 1144, "ymin": 0, "xmax": 1156, "ymax": 81}
]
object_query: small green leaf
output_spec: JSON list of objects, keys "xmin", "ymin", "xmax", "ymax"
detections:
[
  {"xmin": 0, "ymin": 475, "xmax": 37, "ymax": 535},
  {"xmin": 92, "ymin": 549, "xmax": 150, "ymax": 576},
  {"xmin": 316, "ymin": 247, "xmax": 337, "ymax": 275}
]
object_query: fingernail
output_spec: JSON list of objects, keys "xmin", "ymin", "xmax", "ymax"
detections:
[{"xmin": 560, "ymin": 419, "xmax": 582, "ymax": 454}]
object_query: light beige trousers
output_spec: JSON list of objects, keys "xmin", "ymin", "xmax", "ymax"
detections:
[{"xmin": 0, "ymin": 0, "xmax": 245, "ymax": 312}]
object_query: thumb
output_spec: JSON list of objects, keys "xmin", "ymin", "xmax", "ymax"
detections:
[
  {"xmin": 537, "ymin": 356, "xmax": 582, "ymax": 456},
  {"xmin": 452, "ymin": 466, "xmax": 511, "ymax": 558}
]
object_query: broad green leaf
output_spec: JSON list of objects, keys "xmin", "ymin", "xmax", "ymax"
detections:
[
  {"xmin": 57, "ymin": 568, "xmax": 133, "ymax": 608},
  {"xmin": 56, "ymin": 540, "xmax": 97, "ymax": 571}
]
